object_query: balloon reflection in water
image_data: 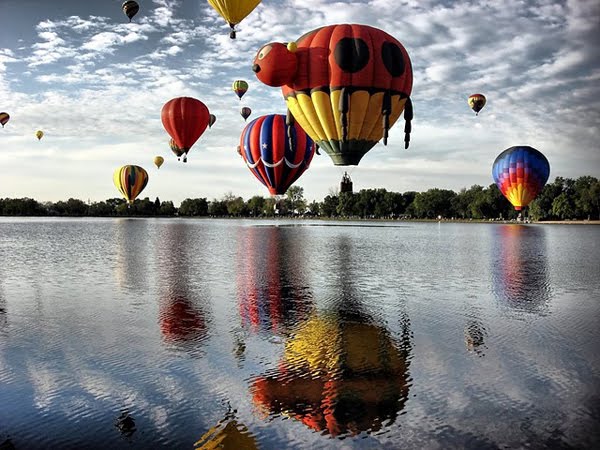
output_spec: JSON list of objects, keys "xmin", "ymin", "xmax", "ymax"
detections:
[
  {"xmin": 236, "ymin": 226, "xmax": 313, "ymax": 335},
  {"xmin": 157, "ymin": 224, "xmax": 210, "ymax": 347},
  {"xmin": 464, "ymin": 317, "xmax": 488, "ymax": 357},
  {"xmin": 251, "ymin": 235, "xmax": 412, "ymax": 437},
  {"xmin": 491, "ymin": 225, "xmax": 552, "ymax": 315},
  {"xmin": 194, "ymin": 407, "xmax": 258, "ymax": 450},
  {"xmin": 114, "ymin": 219, "xmax": 150, "ymax": 291}
]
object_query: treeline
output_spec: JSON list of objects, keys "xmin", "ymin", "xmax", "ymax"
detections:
[{"xmin": 1, "ymin": 176, "xmax": 598, "ymax": 220}]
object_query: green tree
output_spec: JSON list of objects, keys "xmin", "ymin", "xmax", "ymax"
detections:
[
  {"xmin": 179, "ymin": 198, "xmax": 209, "ymax": 216},
  {"xmin": 247, "ymin": 195, "xmax": 266, "ymax": 217},
  {"xmin": 286, "ymin": 185, "xmax": 306, "ymax": 214},
  {"xmin": 412, "ymin": 189, "xmax": 456, "ymax": 219},
  {"xmin": 552, "ymin": 193, "xmax": 575, "ymax": 219},
  {"xmin": 159, "ymin": 201, "xmax": 176, "ymax": 216},
  {"xmin": 321, "ymin": 195, "xmax": 339, "ymax": 217}
]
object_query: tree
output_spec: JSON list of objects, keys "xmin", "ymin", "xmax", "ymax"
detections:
[
  {"xmin": 208, "ymin": 199, "xmax": 228, "ymax": 216},
  {"xmin": 286, "ymin": 186, "xmax": 306, "ymax": 214},
  {"xmin": 179, "ymin": 198, "xmax": 209, "ymax": 216},
  {"xmin": 159, "ymin": 201, "xmax": 176, "ymax": 216},
  {"xmin": 247, "ymin": 196, "xmax": 266, "ymax": 217},
  {"xmin": 321, "ymin": 194, "xmax": 339, "ymax": 217},
  {"xmin": 552, "ymin": 193, "xmax": 575, "ymax": 220},
  {"xmin": 412, "ymin": 189, "xmax": 456, "ymax": 219}
]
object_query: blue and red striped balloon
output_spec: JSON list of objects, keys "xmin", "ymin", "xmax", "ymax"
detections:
[
  {"xmin": 492, "ymin": 146, "xmax": 550, "ymax": 210},
  {"xmin": 239, "ymin": 114, "xmax": 315, "ymax": 196}
]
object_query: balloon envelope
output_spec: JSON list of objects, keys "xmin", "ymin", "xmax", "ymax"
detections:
[
  {"xmin": 0, "ymin": 112, "xmax": 9, "ymax": 128},
  {"xmin": 207, "ymin": 0, "xmax": 262, "ymax": 38},
  {"xmin": 35, "ymin": 130, "xmax": 44, "ymax": 140},
  {"xmin": 232, "ymin": 80, "xmax": 248, "ymax": 99},
  {"xmin": 239, "ymin": 114, "xmax": 315, "ymax": 196},
  {"xmin": 161, "ymin": 97, "xmax": 210, "ymax": 161},
  {"xmin": 468, "ymin": 94, "xmax": 486, "ymax": 115},
  {"xmin": 209, "ymin": 114, "xmax": 217, "ymax": 128},
  {"xmin": 113, "ymin": 165, "xmax": 149, "ymax": 204},
  {"xmin": 154, "ymin": 156, "xmax": 164, "ymax": 169},
  {"xmin": 492, "ymin": 146, "xmax": 550, "ymax": 210},
  {"xmin": 122, "ymin": 1, "xmax": 139, "ymax": 21},
  {"xmin": 252, "ymin": 24, "xmax": 413, "ymax": 166},
  {"xmin": 241, "ymin": 106, "xmax": 252, "ymax": 121}
]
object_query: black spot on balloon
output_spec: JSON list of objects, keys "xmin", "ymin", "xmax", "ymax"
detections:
[
  {"xmin": 381, "ymin": 42, "xmax": 405, "ymax": 77},
  {"xmin": 334, "ymin": 38, "xmax": 370, "ymax": 73}
]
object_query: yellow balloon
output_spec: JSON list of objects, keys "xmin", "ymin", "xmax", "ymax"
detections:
[
  {"xmin": 154, "ymin": 156, "xmax": 164, "ymax": 169},
  {"xmin": 207, "ymin": 0, "xmax": 262, "ymax": 38},
  {"xmin": 113, "ymin": 165, "xmax": 149, "ymax": 204},
  {"xmin": 35, "ymin": 130, "xmax": 44, "ymax": 140}
]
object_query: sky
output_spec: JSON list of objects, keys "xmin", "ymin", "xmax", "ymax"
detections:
[{"xmin": 0, "ymin": 0, "xmax": 599, "ymax": 205}]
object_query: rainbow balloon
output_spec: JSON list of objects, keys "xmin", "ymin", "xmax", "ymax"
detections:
[{"xmin": 492, "ymin": 146, "xmax": 550, "ymax": 211}]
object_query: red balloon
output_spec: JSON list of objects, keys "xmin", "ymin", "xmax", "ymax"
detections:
[{"xmin": 161, "ymin": 97, "xmax": 210, "ymax": 161}]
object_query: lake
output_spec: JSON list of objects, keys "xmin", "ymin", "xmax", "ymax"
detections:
[{"xmin": 0, "ymin": 218, "xmax": 599, "ymax": 449}]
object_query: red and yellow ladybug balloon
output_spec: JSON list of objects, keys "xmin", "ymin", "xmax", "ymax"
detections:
[{"xmin": 252, "ymin": 24, "xmax": 413, "ymax": 166}]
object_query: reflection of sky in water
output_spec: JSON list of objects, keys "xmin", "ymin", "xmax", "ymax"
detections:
[{"xmin": 0, "ymin": 219, "xmax": 598, "ymax": 449}]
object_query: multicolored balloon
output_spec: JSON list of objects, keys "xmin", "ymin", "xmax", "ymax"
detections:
[
  {"xmin": 241, "ymin": 106, "xmax": 252, "ymax": 121},
  {"xmin": 161, "ymin": 97, "xmax": 210, "ymax": 163},
  {"xmin": 239, "ymin": 113, "xmax": 315, "ymax": 196},
  {"xmin": 232, "ymin": 80, "xmax": 248, "ymax": 100},
  {"xmin": 252, "ymin": 24, "xmax": 413, "ymax": 166},
  {"xmin": 492, "ymin": 146, "xmax": 550, "ymax": 211},
  {"xmin": 35, "ymin": 130, "xmax": 44, "ymax": 141},
  {"xmin": 468, "ymin": 94, "xmax": 486, "ymax": 115},
  {"xmin": 154, "ymin": 156, "xmax": 164, "ymax": 169},
  {"xmin": 122, "ymin": 1, "xmax": 139, "ymax": 22},
  {"xmin": 207, "ymin": 0, "xmax": 262, "ymax": 38},
  {"xmin": 113, "ymin": 165, "xmax": 149, "ymax": 204},
  {"xmin": 0, "ymin": 112, "xmax": 9, "ymax": 128},
  {"xmin": 209, "ymin": 113, "xmax": 217, "ymax": 128}
]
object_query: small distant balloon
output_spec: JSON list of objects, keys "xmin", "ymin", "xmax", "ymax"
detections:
[
  {"xmin": 0, "ymin": 112, "xmax": 9, "ymax": 128},
  {"xmin": 113, "ymin": 165, "xmax": 149, "ymax": 204},
  {"xmin": 492, "ymin": 146, "xmax": 550, "ymax": 211},
  {"xmin": 154, "ymin": 156, "xmax": 164, "ymax": 169},
  {"xmin": 241, "ymin": 107, "xmax": 252, "ymax": 121},
  {"xmin": 122, "ymin": 1, "xmax": 139, "ymax": 22},
  {"xmin": 468, "ymin": 94, "xmax": 486, "ymax": 115},
  {"xmin": 169, "ymin": 139, "xmax": 184, "ymax": 161},
  {"xmin": 35, "ymin": 130, "xmax": 44, "ymax": 141},
  {"xmin": 209, "ymin": 114, "xmax": 217, "ymax": 128},
  {"xmin": 232, "ymin": 80, "xmax": 248, "ymax": 100}
]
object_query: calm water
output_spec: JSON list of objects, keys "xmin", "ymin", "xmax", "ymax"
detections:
[{"xmin": 0, "ymin": 218, "xmax": 599, "ymax": 449}]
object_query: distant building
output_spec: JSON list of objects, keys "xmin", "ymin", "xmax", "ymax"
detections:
[{"xmin": 340, "ymin": 172, "xmax": 353, "ymax": 193}]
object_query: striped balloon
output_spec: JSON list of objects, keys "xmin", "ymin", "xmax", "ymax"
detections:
[
  {"xmin": 468, "ymin": 93, "xmax": 486, "ymax": 115},
  {"xmin": 240, "ymin": 114, "xmax": 315, "ymax": 196},
  {"xmin": 113, "ymin": 165, "xmax": 149, "ymax": 204},
  {"xmin": 492, "ymin": 146, "xmax": 550, "ymax": 211}
]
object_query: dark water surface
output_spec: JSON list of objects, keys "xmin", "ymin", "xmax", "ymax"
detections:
[{"xmin": 0, "ymin": 218, "xmax": 599, "ymax": 449}]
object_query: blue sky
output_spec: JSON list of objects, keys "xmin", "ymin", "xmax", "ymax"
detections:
[{"xmin": 0, "ymin": 0, "xmax": 598, "ymax": 204}]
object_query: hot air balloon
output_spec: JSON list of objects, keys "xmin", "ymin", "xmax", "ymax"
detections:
[
  {"xmin": 232, "ymin": 80, "xmax": 248, "ymax": 100},
  {"xmin": 35, "ymin": 130, "xmax": 44, "ymax": 141},
  {"xmin": 492, "ymin": 146, "xmax": 550, "ymax": 211},
  {"xmin": 252, "ymin": 24, "xmax": 413, "ymax": 166},
  {"xmin": 240, "ymin": 114, "xmax": 315, "ymax": 196},
  {"xmin": 161, "ymin": 97, "xmax": 210, "ymax": 163},
  {"xmin": 207, "ymin": 0, "xmax": 262, "ymax": 39},
  {"xmin": 240, "ymin": 107, "xmax": 251, "ymax": 121},
  {"xmin": 169, "ymin": 138, "xmax": 184, "ymax": 161},
  {"xmin": 122, "ymin": 0, "xmax": 139, "ymax": 22},
  {"xmin": 0, "ymin": 112, "xmax": 9, "ymax": 128},
  {"xmin": 209, "ymin": 114, "xmax": 216, "ymax": 128},
  {"xmin": 113, "ymin": 165, "xmax": 149, "ymax": 204},
  {"xmin": 153, "ymin": 156, "xmax": 164, "ymax": 169},
  {"xmin": 468, "ymin": 94, "xmax": 486, "ymax": 115}
]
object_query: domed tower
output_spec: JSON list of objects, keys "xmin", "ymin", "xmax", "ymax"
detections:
[{"xmin": 340, "ymin": 172, "xmax": 353, "ymax": 193}]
